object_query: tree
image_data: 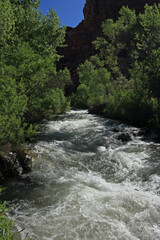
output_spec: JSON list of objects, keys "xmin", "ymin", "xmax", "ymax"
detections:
[
  {"xmin": 0, "ymin": 0, "xmax": 70, "ymax": 148},
  {"xmin": 75, "ymin": 5, "xmax": 160, "ymax": 129},
  {"xmin": 131, "ymin": 4, "xmax": 160, "ymax": 99},
  {"xmin": 72, "ymin": 56, "xmax": 110, "ymax": 108},
  {"xmin": 93, "ymin": 6, "xmax": 137, "ymax": 80}
]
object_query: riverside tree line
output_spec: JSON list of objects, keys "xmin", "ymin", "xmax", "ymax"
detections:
[
  {"xmin": 72, "ymin": 4, "xmax": 160, "ymax": 130},
  {"xmin": 0, "ymin": 0, "xmax": 70, "ymax": 150}
]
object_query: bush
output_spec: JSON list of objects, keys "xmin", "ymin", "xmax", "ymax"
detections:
[
  {"xmin": 72, "ymin": 58, "xmax": 110, "ymax": 109},
  {"xmin": 0, "ymin": 187, "xmax": 17, "ymax": 240},
  {"xmin": 0, "ymin": 187, "xmax": 30, "ymax": 240}
]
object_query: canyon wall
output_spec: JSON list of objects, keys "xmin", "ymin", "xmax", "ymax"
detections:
[{"xmin": 58, "ymin": 0, "xmax": 159, "ymax": 91}]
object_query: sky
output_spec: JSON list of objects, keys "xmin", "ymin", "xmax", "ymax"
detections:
[{"xmin": 39, "ymin": 0, "xmax": 86, "ymax": 27}]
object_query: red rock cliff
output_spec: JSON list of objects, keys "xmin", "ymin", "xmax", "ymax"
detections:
[{"xmin": 58, "ymin": 0, "xmax": 159, "ymax": 92}]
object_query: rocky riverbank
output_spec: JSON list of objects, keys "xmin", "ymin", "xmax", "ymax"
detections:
[{"xmin": 0, "ymin": 147, "xmax": 34, "ymax": 184}]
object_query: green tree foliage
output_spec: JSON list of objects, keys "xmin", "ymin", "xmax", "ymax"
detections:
[
  {"xmin": 74, "ymin": 4, "xmax": 160, "ymax": 129},
  {"xmin": 131, "ymin": 4, "xmax": 160, "ymax": 99},
  {"xmin": 0, "ymin": 187, "xmax": 14, "ymax": 239},
  {"xmin": 94, "ymin": 7, "xmax": 137, "ymax": 79},
  {"xmin": 0, "ymin": 0, "xmax": 70, "ymax": 148},
  {"xmin": 72, "ymin": 56, "xmax": 110, "ymax": 108},
  {"xmin": 0, "ymin": 0, "xmax": 15, "ymax": 46}
]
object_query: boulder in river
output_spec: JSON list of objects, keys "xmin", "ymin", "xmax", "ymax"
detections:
[
  {"xmin": 0, "ymin": 152, "xmax": 21, "ymax": 181},
  {"xmin": 0, "ymin": 147, "xmax": 34, "ymax": 182},
  {"xmin": 117, "ymin": 132, "xmax": 132, "ymax": 142}
]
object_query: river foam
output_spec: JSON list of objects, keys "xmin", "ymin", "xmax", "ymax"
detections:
[{"xmin": 4, "ymin": 110, "xmax": 160, "ymax": 240}]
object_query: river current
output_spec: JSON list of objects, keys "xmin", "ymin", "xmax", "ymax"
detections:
[{"xmin": 3, "ymin": 110, "xmax": 160, "ymax": 239}]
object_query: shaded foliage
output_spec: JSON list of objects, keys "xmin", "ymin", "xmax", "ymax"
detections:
[{"xmin": 73, "ymin": 4, "xmax": 160, "ymax": 129}]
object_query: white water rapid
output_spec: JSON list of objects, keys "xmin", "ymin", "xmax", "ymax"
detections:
[{"xmin": 3, "ymin": 110, "xmax": 160, "ymax": 239}]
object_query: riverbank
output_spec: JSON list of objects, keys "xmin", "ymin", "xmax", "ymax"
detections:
[
  {"xmin": 0, "ymin": 147, "xmax": 34, "ymax": 184},
  {"xmin": 88, "ymin": 104, "xmax": 160, "ymax": 142}
]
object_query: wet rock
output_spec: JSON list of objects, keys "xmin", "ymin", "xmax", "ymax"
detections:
[
  {"xmin": 16, "ymin": 148, "xmax": 34, "ymax": 174},
  {"xmin": 117, "ymin": 133, "xmax": 132, "ymax": 142},
  {"xmin": 112, "ymin": 127, "xmax": 120, "ymax": 133},
  {"xmin": 0, "ymin": 152, "xmax": 21, "ymax": 181},
  {"xmin": 137, "ymin": 129, "xmax": 147, "ymax": 136},
  {"xmin": 0, "ymin": 147, "xmax": 34, "ymax": 182}
]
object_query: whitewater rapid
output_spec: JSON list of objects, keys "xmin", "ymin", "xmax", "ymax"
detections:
[{"xmin": 4, "ymin": 110, "xmax": 160, "ymax": 239}]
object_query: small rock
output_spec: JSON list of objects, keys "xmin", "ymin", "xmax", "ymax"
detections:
[
  {"xmin": 117, "ymin": 133, "xmax": 132, "ymax": 142},
  {"xmin": 112, "ymin": 127, "xmax": 120, "ymax": 133}
]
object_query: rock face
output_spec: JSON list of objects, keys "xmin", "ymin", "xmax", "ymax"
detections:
[{"xmin": 58, "ymin": 0, "xmax": 159, "ymax": 92}]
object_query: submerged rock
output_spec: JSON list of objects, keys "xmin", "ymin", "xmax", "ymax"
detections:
[{"xmin": 117, "ymin": 132, "xmax": 132, "ymax": 142}]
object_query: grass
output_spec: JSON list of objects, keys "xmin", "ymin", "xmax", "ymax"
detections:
[
  {"xmin": 0, "ymin": 198, "xmax": 14, "ymax": 240},
  {"xmin": 0, "ymin": 187, "xmax": 29, "ymax": 240}
]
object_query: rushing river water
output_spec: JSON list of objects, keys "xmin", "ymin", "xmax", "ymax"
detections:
[{"xmin": 3, "ymin": 110, "xmax": 160, "ymax": 240}]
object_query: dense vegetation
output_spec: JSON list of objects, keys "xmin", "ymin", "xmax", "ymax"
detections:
[
  {"xmin": 0, "ymin": 0, "xmax": 70, "ymax": 150},
  {"xmin": 72, "ymin": 4, "xmax": 160, "ymax": 130},
  {"xmin": 0, "ymin": 187, "xmax": 16, "ymax": 240}
]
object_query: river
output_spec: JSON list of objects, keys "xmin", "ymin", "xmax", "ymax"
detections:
[{"xmin": 3, "ymin": 110, "xmax": 160, "ymax": 239}]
